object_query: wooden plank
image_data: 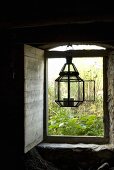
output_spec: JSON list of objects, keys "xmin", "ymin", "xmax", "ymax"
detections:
[
  {"xmin": 24, "ymin": 44, "xmax": 44, "ymax": 153},
  {"xmin": 45, "ymin": 50, "xmax": 109, "ymax": 58},
  {"xmin": 45, "ymin": 136, "xmax": 109, "ymax": 144}
]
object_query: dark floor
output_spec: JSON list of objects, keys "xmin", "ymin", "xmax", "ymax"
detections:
[{"xmin": 23, "ymin": 143, "xmax": 114, "ymax": 170}]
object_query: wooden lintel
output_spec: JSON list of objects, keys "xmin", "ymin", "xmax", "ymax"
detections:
[{"xmin": 45, "ymin": 49, "xmax": 109, "ymax": 58}]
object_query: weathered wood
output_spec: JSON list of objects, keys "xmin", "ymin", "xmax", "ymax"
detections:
[
  {"xmin": 9, "ymin": 22, "xmax": 114, "ymax": 46},
  {"xmin": 45, "ymin": 50, "xmax": 109, "ymax": 58},
  {"xmin": 45, "ymin": 136, "xmax": 109, "ymax": 144},
  {"xmin": 24, "ymin": 44, "xmax": 44, "ymax": 153}
]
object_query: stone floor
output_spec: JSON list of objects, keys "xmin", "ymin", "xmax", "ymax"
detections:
[
  {"xmin": 36, "ymin": 143, "xmax": 114, "ymax": 170},
  {"xmin": 23, "ymin": 143, "xmax": 114, "ymax": 170}
]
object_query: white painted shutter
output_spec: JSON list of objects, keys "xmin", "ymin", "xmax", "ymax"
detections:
[{"xmin": 24, "ymin": 44, "xmax": 44, "ymax": 153}]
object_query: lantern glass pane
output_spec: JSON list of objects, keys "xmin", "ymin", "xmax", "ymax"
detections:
[
  {"xmin": 55, "ymin": 81, "xmax": 58, "ymax": 100},
  {"xmin": 70, "ymin": 81, "xmax": 84, "ymax": 101},
  {"xmin": 70, "ymin": 64, "xmax": 74, "ymax": 71},
  {"xmin": 84, "ymin": 80, "xmax": 95, "ymax": 101},
  {"xmin": 61, "ymin": 75, "xmax": 68, "ymax": 81},
  {"xmin": 64, "ymin": 65, "xmax": 68, "ymax": 71},
  {"xmin": 63, "ymin": 64, "xmax": 74, "ymax": 72},
  {"xmin": 59, "ymin": 81, "xmax": 68, "ymax": 100}
]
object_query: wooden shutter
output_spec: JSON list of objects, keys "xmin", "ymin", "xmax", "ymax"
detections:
[{"xmin": 24, "ymin": 44, "xmax": 44, "ymax": 153}]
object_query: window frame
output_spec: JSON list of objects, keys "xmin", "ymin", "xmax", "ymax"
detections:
[{"xmin": 44, "ymin": 49, "xmax": 109, "ymax": 144}]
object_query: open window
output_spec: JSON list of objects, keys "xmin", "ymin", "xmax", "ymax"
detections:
[
  {"xmin": 44, "ymin": 44, "xmax": 109, "ymax": 144},
  {"xmin": 24, "ymin": 44, "xmax": 110, "ymax": 153}
]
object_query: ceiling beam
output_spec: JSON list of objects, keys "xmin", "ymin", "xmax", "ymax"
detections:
[
  {"xmin": 9, "ymin": 22, "xmax": 114, "ymax": 44},
  {"xmin": 1, "ymin": 5, "xmax": 114, "ymax": 29}
]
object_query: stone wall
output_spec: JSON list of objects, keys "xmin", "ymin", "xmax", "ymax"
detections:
[
  {"xmin": 36, "ymin": 143, "xmax": 114, "ymax": 170},
  {"xmin": 107, "ymin": 51, "xmax": 114, "ymax": 144}
]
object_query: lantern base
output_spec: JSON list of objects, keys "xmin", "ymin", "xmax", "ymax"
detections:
[
  {"xmin": 63, "ymin": 98, "xmax": 74, "ymax": 107},
  {"xmin": 55, "ymin": 100, "xmax": 83, "ymax": 107}
]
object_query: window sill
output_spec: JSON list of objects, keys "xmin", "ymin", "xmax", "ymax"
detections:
[
  {"xmin": 37, "ymin": 142, "xmax": 114, "ymax": 169},
  {"xmin": 44, "ymin": 135, "xmax": 109, "ymax": 144},
  {"xmin": 38, "ymin": 142, "xmax": 114, "ymax": 150}
]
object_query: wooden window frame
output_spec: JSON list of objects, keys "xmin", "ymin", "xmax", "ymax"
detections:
[{"xmin": 43, "ymin": 49, "xmax": 109, "ymax": 144}]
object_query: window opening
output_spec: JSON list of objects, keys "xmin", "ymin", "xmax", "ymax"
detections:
[
  {"xmin": 49, "ymin": 44, "xmax": 105, "ymax": 51},
  {"xmin": 48, "ymin": 56, "xmax": 104, "ymax": 137}
]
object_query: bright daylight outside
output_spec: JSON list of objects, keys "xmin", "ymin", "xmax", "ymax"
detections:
[{"xmin": 48, "ymin": 45, "xmax": 105, "ymax": 137}]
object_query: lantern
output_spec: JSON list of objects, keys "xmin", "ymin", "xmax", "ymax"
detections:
[{"xmin": 55, "ymin": 56, "xmax": 95, "ymax": 107}]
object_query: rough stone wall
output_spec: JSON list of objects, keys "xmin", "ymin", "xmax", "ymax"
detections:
[
  {"xmin": 107, "ymin": 51, "xmax": 114, "ymax": 144},
  {"xmin": 24, "ymin": 44, "xmax": 44, "ymax": 152}
]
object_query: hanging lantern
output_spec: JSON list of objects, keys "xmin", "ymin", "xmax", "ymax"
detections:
[{"xmin": 55, "ymin": 54, "xmax": 95, "ymax": 107}]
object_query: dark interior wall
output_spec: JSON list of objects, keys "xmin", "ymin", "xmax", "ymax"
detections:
[
  {"xmin": 1, "ymin": 6, "xmax": 114, "ymax": 169},
  {"xmin": 0, "ymin": 40, "xmax": 24, "ymax": 169}
]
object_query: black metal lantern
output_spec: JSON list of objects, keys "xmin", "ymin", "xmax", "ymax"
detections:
[{"xmin": 55, "ymin": 56, "xmax": 95, "ymax": 107}]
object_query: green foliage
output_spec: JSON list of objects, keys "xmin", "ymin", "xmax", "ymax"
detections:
[
  {"xmin": 48, "ymin": 106, "xmax": 103, "ymax": 136},
  {"xmin": 48, "ymin": 84, "xmax": 104, "ymax": 136},
  {"xmin": 48, "ymin": 58, "xmax": 104, "ymax": 136}
]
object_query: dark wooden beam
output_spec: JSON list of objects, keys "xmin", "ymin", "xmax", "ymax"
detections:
[
  {"xmin": 1, "ymin": 5, "xmax": 114, "ymax": 29},
  {"xmin": 9, "ymin": 22, "xmax": 114, "ymax": 44},
  {"xmin": 45, "ymin": 50, "xmax": 109, "ymax": 58}
]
